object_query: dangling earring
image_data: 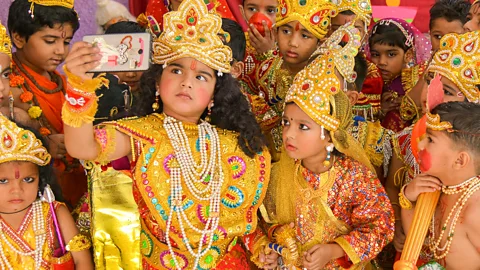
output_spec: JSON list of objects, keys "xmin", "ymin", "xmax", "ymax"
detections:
[
  {"xmin": 320, "ymin": 126, "xmax": 326, "ymax": 140},
  {"xmin": 38, "ymin": 190, "xmax": 42, "ymax": 198},
  {"xmin": 407, "ymin": 57, "xmax": 415, "ymax": 68},
  {"xmin": 8, "ymin": 91, "xmax": 15, "ymax": 121},
  {"xmin": 323, "ymin": 144, "xmax": 334, "ymax": 167},
  {"xmin": 206, "ymin": 100, "xmax": 214, "ymax": 122},
  {"xmin": 152, "ymin": 92, "xmax": 160, "ymax": 111}
]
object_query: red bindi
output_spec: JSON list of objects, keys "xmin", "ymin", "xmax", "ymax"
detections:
[
  {"xmin": 295, "ymin": 22, "xmax": 301, "ymax": 31},
  {"xmin": 61, "ymin": 31, "xmax": 66, "ymax": 39},
  {"xmin": 190, "ymin": 60, "xmax": 197, "ymax": 70},
  {"xmin": 14, "ymin": 166, "xmax": 20, "ymax": 180}
]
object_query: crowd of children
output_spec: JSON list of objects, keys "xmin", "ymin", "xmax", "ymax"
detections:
[{"xmin": 0, "ymin": 0, "xmax": 479, "ymax": 269}]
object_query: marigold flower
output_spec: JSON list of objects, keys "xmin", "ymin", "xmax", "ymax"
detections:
[
  {"xmin": 9, "ymin": 74, "xmax": 24, "ymax": 87},
  {"xmin": 20, "ymin": 91, "xmax": 33, "ymax": 103},
  {"xmin": 39, "ymin": 127, "xmax": 51, "ymax": 136},
  {"xmin": 28, "ymin": 106, "xmax": 42, "ymax": 119}
]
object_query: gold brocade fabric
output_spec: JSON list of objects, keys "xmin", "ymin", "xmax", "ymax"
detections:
[
  {"xmin": 87, "ymin": 163, "xmax": 141, "ymax": 270},
  {"xmin": 0, "ymin": 201, "xmax": 60, "ymax": 269},
  {"xmin": 264, "ymin": 152, "xmax": 394, "ymax": 269},
  {"xmin": 99, "ymin": 113, "xmax": 271, "ymax": 269}
]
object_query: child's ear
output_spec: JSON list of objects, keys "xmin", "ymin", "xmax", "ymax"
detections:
[
  {"xmin": 453, "ymin": 151, "xmax": 472, "ymax": 170},
  {"xmin": 12, "ymin": 32, "xmax": 26, "ymax": 49},
  {"xmin": 230, "ymin": 61, "xmax": 244, "ymax": 79},
  {"xmin": 404, "ymin": 48, "xmax": 415, "ymax": 67},
  {"xmin": 345, "ymin": 91, "xmax": 359, "ymax": 106}
]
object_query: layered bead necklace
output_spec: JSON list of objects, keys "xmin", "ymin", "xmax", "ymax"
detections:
[
  {"xmin": 163, "ymin": 115, "xmax": 224, "ymax": 270},
  {"xmin": 0, "ymin": 200, "xmax": 46, "ymax": 270},
  {"xmin": 429, "ymin": 176, "xmax": 480, "ymax": 259}
]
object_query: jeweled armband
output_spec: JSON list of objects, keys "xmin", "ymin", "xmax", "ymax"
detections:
[{"xmin": 66, "ymin": 234, "xmax": 91, "ymax": 252}]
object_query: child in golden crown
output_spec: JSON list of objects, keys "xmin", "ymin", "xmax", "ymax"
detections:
[
  {"xmin": 262, "ymin": 24, "xmax": 394, "ymax": 269},
  {"xmin": 0, "ymin": 114, "xmax": 92, "ymax": 269},
  {"xmin": 385, "ymin": 30, "xmax": 480, "ymax": 267},
  {"xmin": 7, "ymin": 0, "xmax": 87, "ymax": 210},
  {"xmin": 330, "ymin": 0, "xmax": 384, "ymax": 122},
  {"xmin": 60, "ymin": 0, "xmax": 278, "ymax": 268},
  {"xmin": 248, "ymin": 0, "xmax": 337, "ymax": 160}
]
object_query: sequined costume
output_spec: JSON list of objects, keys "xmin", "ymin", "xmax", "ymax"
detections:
[
  {"xmin": 93, "ymin": 114, "xmax": 270, "ymax": 269},
  {"xmin": 353, "ymin": 58, "xmax": 383, "ymax": 121},
  {"xmin": 0, "ymin": 201, "xmax": 65, "ymax": 269},
  {"xmin": 366, "ymin": 18, "xmax": 431, "ymax": 132},
  {"xmin": 266, "ymin": 153, "xmax": 394, "ymax": 269},
  {"xmin": 347, "ymin": 116, "xmax": 394, "ymax": 180},
  {"xmin": 263, "ymin": 23, "xmax": 394, "ymax": 269}
]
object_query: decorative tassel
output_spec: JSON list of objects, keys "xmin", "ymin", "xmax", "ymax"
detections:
[{"xmin": 323, "ymin": 144, "xmax": 334, "ymax": 167}]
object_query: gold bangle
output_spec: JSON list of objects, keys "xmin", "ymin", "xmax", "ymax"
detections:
[
  {"xmin": 66, "ymin": 234, "xmax": 91, "ymax": 252},
  {"xmin": 398, "ymin": 185, "xmax": 413, "ymax": 210}
]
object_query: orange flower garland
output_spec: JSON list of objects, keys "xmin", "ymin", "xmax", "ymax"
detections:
[
  {"xmin": 39, "ymin": 127, "xmax": 52, "ymax": 136},
  {"xmin": 20, "ymin": 91, "xmax": 33, "ymax": 103},
  {"xmin": 9, "ymin": 74, "xmax": 24, "ymax": 87}
]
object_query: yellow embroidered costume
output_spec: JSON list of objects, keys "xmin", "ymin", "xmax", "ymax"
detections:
[
  {"xmin": 62, "ymin": 0, "xmax": 272, "ymax": 268},
  {"xmin": 0, "ymin": 114, "xmax": 90, "ymax": 269},
  {"xmin": 263, "ymin": 24, "xmax": 394, "ymax": 269}
]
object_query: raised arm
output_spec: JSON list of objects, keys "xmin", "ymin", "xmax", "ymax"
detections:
[{"xmin": 62, "ymin": 42, "xmax": 131, "ymax": 161}]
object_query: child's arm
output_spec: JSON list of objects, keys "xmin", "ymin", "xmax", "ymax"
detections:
[
  {"xmin": 63, "ymin": 42, "xmax": 131, "ymax": 161},
  {"xmin": 332, "ymin": 169, "xmax": 395, "ymax": 268},
  {"xmin": 464, "ymin": 194, "xmax": 480, "ymax": 254},
  {"xmin": 385, "ymin": 153, "xmax": 405, "ymax": 251},
  {"xmin": 401, "ymin": 174, "xmax": 442, "ymax": 234},
  {"xmin": 56, "ymin": 205, "xmax": 94, "ymax": 270}
]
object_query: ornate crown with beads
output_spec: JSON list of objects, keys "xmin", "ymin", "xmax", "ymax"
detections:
[
  {"xmin": 285, "ymin": 24, "xmax": 361, "ymax": 131},
  {"xmin": 428, "ymin": 31, "xmax": 480, "ymax": 103},
  {"xmin": 0, "ymin": 22, "xmax": 11, "ymax": 58},
  {"xmin": 28, "ymin": 0, "xmax": 74, "ymax": 9},
  {"xmin": 152, "ymin": 0, "xmax": 232, "ymax": 74},
  {"xmin": 336, "ymin": 0, "xmax": 372, "ymax": 25},
  {"xmin": 315, "ymin": 22, "xmax": 361, "ymax": 83},
  {"xmin": 0, "ymin": 114, "xmax": 51, "ymax": 166},
  {"xmin": 276, "ymin": 0, "xmax": 338, "ymax": 39}
]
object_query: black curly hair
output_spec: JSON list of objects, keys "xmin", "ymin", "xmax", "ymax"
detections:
[
  {"xmin": 134, "ymin": 64, "xmax": 267, "ymax": 157},
  {"xmin": 429, "ymin": 0, "xmax": 471, "ymax": 29}
]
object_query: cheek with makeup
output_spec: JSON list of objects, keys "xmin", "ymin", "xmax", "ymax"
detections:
[
  {"xmin": 0, "ymin": 162, "xmax": 40, "ymax": 214},
  {"xmin": 281, "ymin": 103, "xmax": 330, "ymax": 161},
  {"xmin": 0, "ymin": 53, "xmax": 11, "ymax": 104}
]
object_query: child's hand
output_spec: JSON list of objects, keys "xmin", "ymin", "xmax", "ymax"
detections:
[
  {"xmin": 404, "ymin": 174, "xmax": 442, "ymax": 202},
  {"xmin": 248, "ymin": 22, "xmax": 276, "ymax": 55},
  {"xmin": 380, "ymin": 92, "xmax": 400, "ymax": 115},
  {"xmin": 64, "ymin": 42, "xmax": 102, "ymax": 81},
  {"xmin": 259, "ymin": 246, "xmax": 279, "ymax": 269},
  {"xmin": 47, "ymin": 134, "xmax": 66, "ymax": 159},
  {"xmin": 302, "ymin": 244, "xmax": 332, "ymax": 270}
]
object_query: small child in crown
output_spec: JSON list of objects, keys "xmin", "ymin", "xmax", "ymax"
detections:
[{"xmin": 0, "ymin": 114, "xmax": 93, "ymax": 269}]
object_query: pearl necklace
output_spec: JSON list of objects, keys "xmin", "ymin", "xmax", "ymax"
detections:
[
  {"xmin": 429, "ymin": 176, "xmax": 480, "ymax": 259},
  {"xmin": 0, "ymin": 200, "xmax": 46, "ymax": 270},
  {"xmin": 163, "ymin": 116, "xmax": 224, "ymax": 270},
  {"xmin": 442, "ymin": 176, "xmax": 478, "ymax": 194}
]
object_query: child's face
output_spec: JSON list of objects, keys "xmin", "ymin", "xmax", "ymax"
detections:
[
  {"xmin": 464, "ymin": 3, "xmax": 480, "ymax": 32},
  {"xmin": 421, "ymin": 73, "xmax": 467, "ymax": 115},
  {"xmin": 430, "ymin": 18, "xmax": 464, "ymax": 51},
  {"xmin": 330, "ymin": 14, "xmax": 367, "ymax": 40},
  {"xmin": 0, "ymin": 53, "xmax": 11, "ymax": 107},
  {"xmin": 282, "ymin": 103, "xmax": 330, "ymax": 161},
  {"xmin": 242, "ymin": 0, "xmax": 277, "ymax": 24},
  {"xmin": 277, "ymin": 21, "xmax": 319, "ymax": 68},
  {"xmin": 369, "ymin": 43, "xmax": 406, "ymax": 81},
  {"xmin": 111, "ymin": 71, "xmax": 144, "ymax": 92},
  {"xmin": 418, "ymin": 129, "xmax": 458, "ymax": 179},
  {"xmin": 14, "ymin": 23, "xmax": 74, "ymax": 74},
  {"xmin": 159, "ymin": 57, "xmax": 216, "ymax": 122},
  {"xmin": 0, "ymin": 162, "xmax": 39, "ymax": 214}
]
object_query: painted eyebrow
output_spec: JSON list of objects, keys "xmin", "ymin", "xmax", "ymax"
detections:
[
  {"xmin": 198, "ymin": 69, "xmax": 214, "ymax": 79},
  {"xmin": 1, "ymin": 67, "xmax": 11, "ymax": 73}
]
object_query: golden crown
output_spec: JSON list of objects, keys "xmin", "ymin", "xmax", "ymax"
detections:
[
  {"xmin": 277, "ymin": 0, "xmax": 338, "ymax": 39},
  {"xmin": 0, "ymin": 22, "xmax": 11, "ymax": 58},
  {"xmin": 152, "ymin": 0, "xmax": 232, "ymax": 74},
  {"xmin": 428, "ymin": 31, "xmax": 480, "ymax": 103},
  {"xmin": 336, "ymin": 0, "xmax": 372, "ymax": 25},
  {"xmin": 286, "ymin": 24, "xmax": 361, "ymax": 131},
  {"xmin": 285, "ymin": 52, "xmax": 340, "ymax": 131},
  {"xmin": 28, "ymin": 0, "xmax": 74, "ymax": 9},
  {"xmin": 426, "ymin": 112, "xmax": 453, "ymax": 131},
  {"xmin": 316, "ymin": 22, "xmax": 361, "ymax": 83},
  {"xmin": 0, "ymin": 114, "xmax": 51, "ymax": 166}
]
